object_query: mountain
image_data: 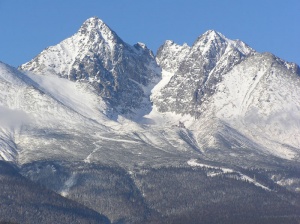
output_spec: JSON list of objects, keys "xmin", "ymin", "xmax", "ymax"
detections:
[
  {"xmin": 154, "ymin": 32, "xmax": 300, "ymax": 161},
  {"xmin": 154, "ymin": 30, "xmax": 255, "ymax": 115},
  {"xmin": 0, "ymin": 17, "xmax": 299, "ymax": 223},
  {"xmin": 20, "ymin": 17, "xmax": 161, "ymax": 117}
]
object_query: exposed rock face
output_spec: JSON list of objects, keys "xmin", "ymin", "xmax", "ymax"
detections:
[{"xmin": 156, "ymin": 40, "xmax": 190, "ymax": 73}]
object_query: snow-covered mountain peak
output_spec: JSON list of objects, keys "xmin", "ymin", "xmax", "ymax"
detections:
[
  {"xmin": 20, "ymin": 17, "xmax": 160, "ymax": 117},
  {"xmin": 80, "ymin": 17, "xmax": 104, "ymax": 29},
  {"xmin": 201, "ymin": 29, "xmax": 226, "ymax": 40},
  {"xmin": 192, "ymin": 30, "xmax": 254, "ymax": 58},
  {"xmin": 153, "ymin": 30, "xmax": 256, "ymax": 116},
  {"xmin": 78, "ymin": 17, "xmax": 121, "ymax": 46},
  {"xmin": 79, "ymin": 16, "xmax": 113, "ymax": 35},
  {"xmin": 19, "ymin": 17, "xmax": 124, "ymax": 78},
  {"xmin": 81, "ymin": 16, "xmax": 105, "ymax": 27},
  {"xmin": 193, "ymin": 29, "xmax": 226, "ymax": 47}
]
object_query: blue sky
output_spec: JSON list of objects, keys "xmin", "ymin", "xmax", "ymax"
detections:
[{"xmin": 1, "ymin": 0, "xmax": 299, "ymax": 67}]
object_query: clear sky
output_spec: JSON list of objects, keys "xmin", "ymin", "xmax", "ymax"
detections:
[{"xmin": 1, "ymin": 0, "xmax": 299, "ymax": 67}]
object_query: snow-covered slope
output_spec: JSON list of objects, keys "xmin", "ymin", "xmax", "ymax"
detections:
[
  {"xmin": 0, "ymin": 62, "xmax": 38, "ymax": 161},
  {"xmin": 20, "ymin": 17, "xmax": 161, "ymax": 117},
  {"xmin": 209, "ymin": 53, "xmax": 300, "ymax": 159},
  {"xmin": 0, "ymin": 61, "xmax": 110, "ymax": 162}
]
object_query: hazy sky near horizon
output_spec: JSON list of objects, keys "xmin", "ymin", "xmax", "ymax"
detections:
[{"xmin": 1, "ymin": 0, "xmax": 299, "ymax": 67}]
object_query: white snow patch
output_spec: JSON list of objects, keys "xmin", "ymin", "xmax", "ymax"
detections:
[
  {"xmin": 188, "ymin": 159, "xmax": 271, "ymax": 191},
  {"xmin": 151, "ymin": 70, "xmax": 174, "ymax": 97}
]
